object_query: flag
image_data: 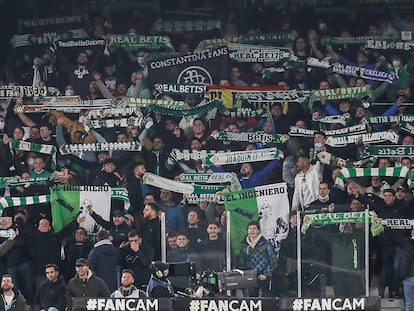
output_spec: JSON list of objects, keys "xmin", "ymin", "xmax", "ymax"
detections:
[
  {"xmin": 148, "ymin": 46, "xmax": 229, "ymax": 86},
  {"xmin": 50, "ymin": 185, "xmax": 111, "ymax": 234},
  {"xmin": 224, "ymin": 182, "xmax": 290, "ymax": 257}
]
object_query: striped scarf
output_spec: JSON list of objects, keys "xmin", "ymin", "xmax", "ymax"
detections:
[{"xmin": 334, "ymin": 167, "xmax": 410, "ymax": 189}]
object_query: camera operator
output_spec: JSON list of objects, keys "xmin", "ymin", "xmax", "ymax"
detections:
[{"xmin": 146, "ymin": 261, "xmax": 174, "ymax": 298}]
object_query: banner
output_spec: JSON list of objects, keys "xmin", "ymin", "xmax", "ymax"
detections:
[
  {"xmin": 159, "ymin": 19, "xmax": 217, "ymax": 32},
  {"xmin": 148, "ymin": 46, "xmax": 229, "ymax": 85},
  {"xmin": 210, "ymin": 131, "xmax": 289, "ymax": 145},
  {"xmin": 108, "ymin": 35, "xmax": 175, "ymax": 52},
  {"xmin": 367, "ymin": 145, "xmax": 414, "ymax": 157},
  {"xmin": 301, "ymin": 211, "xmax": 384, "ymax": 236},
  {"xmin": 11, "ymin": 30, "xmax": 88, "ymax": 48},
  {"xmin": 154, "ymin": 83, "xmax": 207, "ymax": 95},
  {"xmin": 365, "ymin": 39, "xmax": 414, "ymax": 51},
  {"xmin": 50, "ymin": 185, "xmax": 111, "ymax": 234},
  {"xmin": 324, "ymin": 131, "xmax": 399, "ymax": 147},
  {"xmin": 204, "ymin": 148, "xmax": 283, "ymax": 166},
  {"xmin": 9, "ymin": 139, "xmax": 56, "ymax": 169},
  {"xmin": 334, "ymin": 166, "xmax": 410, "ymax": 189},
  {"xmin": 0, "ymin": 195, "xmax": 50, "ymax": 211},
  {"xmin": 59, "ymin": 141, "xmax": 142, "ymax": 159},
  {"xmin": 143, "ymin": 172, "xmax": 194, "ymax": 194},
  {"xmin": 208, "ymin": 85, "xmax": 287, "ymax": 108},
  {"xmin": 224, "ymin": 182, "xmax": 290, "ymax": 255},
  {"xmin": 309, "ymin": 87, "xmax": 371, "ymax": 104},
  {"xmin": 332, "ymin": 63, "xmax": 397, "ymax": 84}
]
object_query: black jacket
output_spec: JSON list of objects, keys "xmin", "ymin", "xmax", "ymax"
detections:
[
  {"xmin": 140, "ymin": 218, "xmax": 161, "ymax": 260},
  {"xmin": 121, "ymin": 241, "xmax": 154, "ymax": 287},
  {"xmin": 37, "ymin": 276, "xmax": 66, "ymax": 311}
]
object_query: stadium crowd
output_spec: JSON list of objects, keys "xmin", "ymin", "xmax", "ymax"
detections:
[{"xmin": 1, "ymin": 0, "xmax": 414, "ymax": 310}]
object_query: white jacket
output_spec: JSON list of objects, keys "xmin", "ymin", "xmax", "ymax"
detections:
[{"xmin": 292, "ymin": 161, "xmax": 323, "ymax": 210}]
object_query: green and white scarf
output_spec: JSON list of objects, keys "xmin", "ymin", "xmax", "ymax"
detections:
[
  {"xmin": 86, "ymin": 117, "xmax": 142, "ymax": 129},
  {"xmin": 382, "ymin": 218, "xmax": 414, "ymax": 229},
  {"xmin": 289, "ymin": 123, "xmax": 367, "ymax": 137},
  {"xmin": 48, "ymin": 39, "xmax": 106, "ymax": 54},
  {"xmin": 332, "ymin": 63, "xmax": 397, "ymax": 84},
  {"xmin": 159, "ymin": 20, "xmax": 217, "ymax": 32},
  {"xmin": 108, "ymin": 35, "xmax": 175, "ymax": 52},
  {"xmin": 367, "ymin": 145, "xmax": 414, "ymax": 157},
  {"xmin": 14, "ymin": 97, "xmax": 112, "ymax": 113},
  {"xmin": 325, "ymin": 131, "xmax": 399, "ymax": 147},
  {"xmin": 177, "ymin": 172, "xmax": 235, "ymax": 184},
  {"xmin": 86, "ymin": 107, "xmax": 143, "ymax": 119},
  {"xmin": 228, "ymin": 43, "xmax": 291, "ymax": 63},
  {"xmin": 309, "ymin": 87, "xmax": 371, "ymax": 104},
  {"xmin": 368, "ymin": 114, "xmax": 414, "ymax": 124},
  {"xmin": 154, "ymin": 83, "xmax": 207, "ymax": 95},
  {"xmin": 238, "ymin": 31, "xmax": 297, "ymax": 44},
  {"xmin": 178, "ymin": 172, "xmax": 241, "ymax": 191},
  {"xmin": 0, "ymin": 176, "xmax": 50, "ymax": 188},
  {"xmin": 301, "ymin": 211, "xmax": 384, "ymax": 236},
  {"xmin": 221, "ymin": 107, "xmax": 267, "ymax": 118},
  {"xmin": 117, "ymin": 97, "xmax": 186, "ymax": 109},
  {"xmin": 11, "ymin": 30, "xmax": 88, "ymax": 48},
  {"xmin": 365, "ymin": 40, "xmax": 414, "ymax": 51},
  {"xmin": 204, "ymin": 147, "xmax": 283, "ymax": 166},
  {"xmin": 8, "ymin": 139, "xmax": 56, "ymax": 169},
  {"xmin": 236, "ymin": 89, "xmax": 309, "ymax": 104},
  {"xmin": 400, "ymin": 122, "xmax": 414, "ymax": 135},
  {"xmin": 146, "ymin": 100, "xmax": 225, "ymax": 116},
  {"xmin": 321, "ymin": 35, "xmax": 393, "ymax": 46},
  {"xmin": 0, "ymin": 86, "xmax": 58, "ymax": 99},
  {"xmin": 210, "ymin": 131, "xmax": 289, "ymax": 145},
  {"xmin": 315, "ymin": 150, "xmax": 372, "ymax": 168},
  {"xmin": 59, "ymin": 141, "xmax": 142, "ymax": 158},
  {"xmin": 0, "ymin": 187, "xmax": 130, "ymax": 210},
  {"xmin": 316, "ymin": 114, "xmax": 350, "ymax": 126},
  {"xmin": 143, "ymin": 172, "xmax": 194, "ymax": 194},
  {"xmin": 334, "ymin": 166, "xmax": 410, "ymax": 190},
  {"xmin": 22, "ymin": 15, "xmax": 84, "ymax": 29},
  {"xmin": 0, "ymin": 195, "xmax": 50, "ymax": 211}
]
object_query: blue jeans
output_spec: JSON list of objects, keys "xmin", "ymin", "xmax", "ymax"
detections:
[
  {"xmin": 8, "ymin": 261, "xmax": 34, "ymax": 304},
  {"xmin": 404, "ymin": 277, "xmax": 414, "ymax": 311},
  {"xmin": 383, "ymin": 246, "xmax": 402, "ymax": 297}
]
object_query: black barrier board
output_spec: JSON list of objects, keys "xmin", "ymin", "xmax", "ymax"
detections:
[{"xmin": 279, "ymin": 297, "xmax": 381, "ymax": 311}]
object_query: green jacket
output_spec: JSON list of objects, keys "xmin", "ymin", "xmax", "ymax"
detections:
[
  {"xmin": 0, "ymin": 290, "xmax": 27, "ymax": 311},
  {"xmin": 65, "ymin": 271, "xmax": 110, "ymax": 309}
]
